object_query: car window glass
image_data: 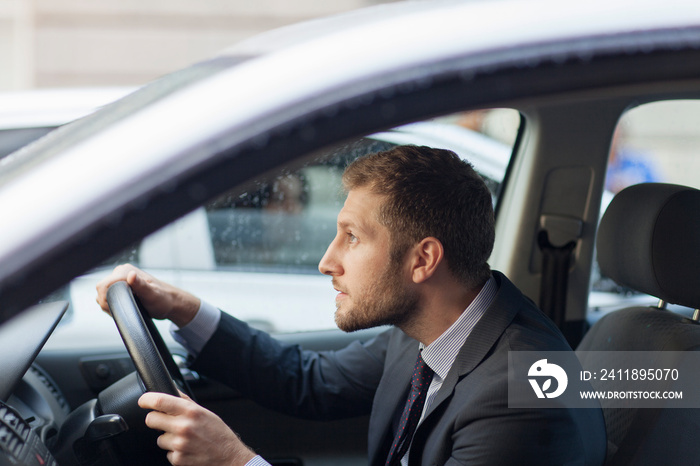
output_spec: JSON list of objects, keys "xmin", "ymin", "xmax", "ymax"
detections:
[
  {"xmin": 606, "ymin": 100, "xmax": 700, "ymax": 192},
  {"xmin": 62, "ymin": 108, "xmax": 519, "ymax": 335},
  {"xmin": 592, "ymin": 100, "xmax": 700, "ymax": 316}
]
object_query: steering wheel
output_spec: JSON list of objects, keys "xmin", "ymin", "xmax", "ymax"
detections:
[{"xmin": 106, "ymin": 281, "xmax": 193, "ymax": 398}]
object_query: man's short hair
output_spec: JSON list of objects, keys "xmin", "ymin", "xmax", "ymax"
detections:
[{"xmin": 342, "ymin": 145, "xmax": 494, "ymax": 289}]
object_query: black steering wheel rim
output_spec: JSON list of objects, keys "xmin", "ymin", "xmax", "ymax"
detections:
[{"xmin": 106, "ymin": 281, "xmax": 182, "ymax": 396}]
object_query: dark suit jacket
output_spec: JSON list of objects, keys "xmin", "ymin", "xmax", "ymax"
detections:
[{"xmin": 192, "ymin": 271, "xmax": 606, "ymax": 465}]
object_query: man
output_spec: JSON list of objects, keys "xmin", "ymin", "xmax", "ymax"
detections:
[{"xmin": 96, "ymin": 145, "xmax": 606, "ymax": 465}]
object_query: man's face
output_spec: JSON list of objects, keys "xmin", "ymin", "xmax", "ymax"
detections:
[{"xmin": 318, "ymin": 187, "xmax": 419, "ymax": 332}]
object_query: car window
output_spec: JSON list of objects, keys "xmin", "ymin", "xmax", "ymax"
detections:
[
  {"xmin": 590, "ymin": 100, "xmax": 700, "ymax": 316},
  {"xmin": 607, "ymin": 100, "xmax": 700, "ymax": 192},
  {"xmin": 63, "ymin": 109, "xmax": 519, "ymax": 335}
]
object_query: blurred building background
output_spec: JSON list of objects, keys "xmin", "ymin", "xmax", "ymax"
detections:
[{"xmin": 0, "ymin": 0, "xmax": 396, "ymax": 90}]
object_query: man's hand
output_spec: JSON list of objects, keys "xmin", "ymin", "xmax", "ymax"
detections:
[
  {"xmin": 139, "ymin": 392, "xmax": 257, "ymax": 466},
  {"xmin": 96, "ymin": 264, "xmax": 200, "ymax": 328}
]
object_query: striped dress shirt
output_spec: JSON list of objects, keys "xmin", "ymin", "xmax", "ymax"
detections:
[{"xmin": 400, "ymin": 275, "xmax": 497, "ymax": 465}]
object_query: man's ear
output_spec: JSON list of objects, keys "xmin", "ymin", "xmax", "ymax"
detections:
[{"xmin": 410, "ymin": 237, "xmax": 444, "ymax": 284}]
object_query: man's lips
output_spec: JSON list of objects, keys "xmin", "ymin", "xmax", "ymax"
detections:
[{"xmin": 332, "ymin": 280, "xmax": 348, "ymax": 298}]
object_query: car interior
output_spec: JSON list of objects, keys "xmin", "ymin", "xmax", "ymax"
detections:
[
  {"xmin": 577, "ymin": 183, "xmax": 700, "ymax": 465},
  {"xmin": 1, "ymin": 9, "xmax": 700, "ymax": 465}
]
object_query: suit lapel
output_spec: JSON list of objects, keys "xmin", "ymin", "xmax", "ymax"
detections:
[
  {"xmin": 368, "ymin": 330, "xmax": 419, "ymax": 465},
  {"xmin": 421, "ymin": 272, "xmax": 521, "ymax": 420},
  {"xmin": 368, "ymin": 272, "xmax": 524, "ymax": 464}
]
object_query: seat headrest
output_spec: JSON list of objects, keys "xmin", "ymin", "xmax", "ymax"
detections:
[{"xmin": 597, "ymin": 183, "xmax": 700, "ymax": 309}]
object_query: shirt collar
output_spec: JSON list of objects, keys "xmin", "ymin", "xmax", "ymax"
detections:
[{"xmin": 420, "ymin": 275, "xmax": 497, "ymax": 380}]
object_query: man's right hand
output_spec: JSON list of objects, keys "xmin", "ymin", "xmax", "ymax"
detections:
[{"xmin": 96, "ymin": 264, "xmax": 200, "ymax": 328}]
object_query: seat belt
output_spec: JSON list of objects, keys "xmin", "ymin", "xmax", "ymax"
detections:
[{"xmin": 537, "ymin": 215, "xmax": 581, "ymax": 328}]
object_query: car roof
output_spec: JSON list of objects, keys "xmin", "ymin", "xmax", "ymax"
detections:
[{"xmin": 1, "ymin": 0, "xmax": 700, "ymax": 321}]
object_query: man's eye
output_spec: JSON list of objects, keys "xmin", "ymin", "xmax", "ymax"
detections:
[{"xmin": 347, "ymin": 233, "xmax": 358, "ymax": 243}]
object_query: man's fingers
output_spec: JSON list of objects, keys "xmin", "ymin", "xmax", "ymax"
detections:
[
  {"xmin": 126, "ymin": 269, "xmax": 149, "ymax": 291},
  {"xmin": 138, "ymin": 391, "xmax": 257, "ymax": 465},
  {"xmin": 126, "ymin": 270, "xmax": 138, "ymax": 286},
  {"xmin": 145, "ymin": 409, "xmax": 175, "ymax": 433},
  {"xmin": 157, "ymin": 432, "xmax": 193, "ymax": 465},
  {"xmin": 139, "ymin": 392, "xmax": 187, "ymax": 415},
  {"xmin": 156, "ymin": 432, "xmax": 174, "ymax": 451},
  {"xmin": 178, "ymin": 390, "xmax": 193, "ymax": 402},
  {"xmin": 96, "ymin": 263, "xmax": 201, "ymax": 324},
  {"xmin": 95, "ymin": 264, "xmax": 140, "ymax": 312}
]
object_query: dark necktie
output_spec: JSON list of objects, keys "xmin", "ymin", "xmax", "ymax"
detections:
[{"xmin": 385, "ymin": 352, "xmax": 435, "ymax": 466}]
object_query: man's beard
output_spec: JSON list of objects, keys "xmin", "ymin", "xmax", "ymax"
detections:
[{"xmin": 334, "ymin": 261, "xmax": 420, "ymax": 333}]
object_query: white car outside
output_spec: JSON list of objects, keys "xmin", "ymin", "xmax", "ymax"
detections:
[{"xmin": 0, "ymin": 88, "xmax": 133, "ymax": 159}]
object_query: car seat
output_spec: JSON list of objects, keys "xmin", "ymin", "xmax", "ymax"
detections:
[{"xmin": 576, "ymin": 183, "xmax": 700, "ymax": 465}]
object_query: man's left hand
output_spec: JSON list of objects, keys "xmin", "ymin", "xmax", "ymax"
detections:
[{"xmin": 139, "ymin": 392, "xmax": 257, "ymax": 466}]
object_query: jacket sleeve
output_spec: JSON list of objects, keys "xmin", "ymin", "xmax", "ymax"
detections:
[{"xmin": 191, "ymin": 311, "xmax": 389, "ymax": 421}]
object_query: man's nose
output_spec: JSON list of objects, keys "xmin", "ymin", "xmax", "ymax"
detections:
[{"xmin": 318, "ymin": 238, "xmax": 342, "ymax": 276}]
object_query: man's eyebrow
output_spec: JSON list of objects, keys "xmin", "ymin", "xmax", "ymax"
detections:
[
  {"xmin": 337, "ymin": 217, "xmax": 370, "ymax": 235},
  {"xmin": 337, "ymin": 219, "xmax": 356, "ymax": 230}
]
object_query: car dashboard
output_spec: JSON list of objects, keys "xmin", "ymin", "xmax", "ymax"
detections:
[{"xmin": 0, "ymin": 301, "xmax": 67, "ymax": 465}]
